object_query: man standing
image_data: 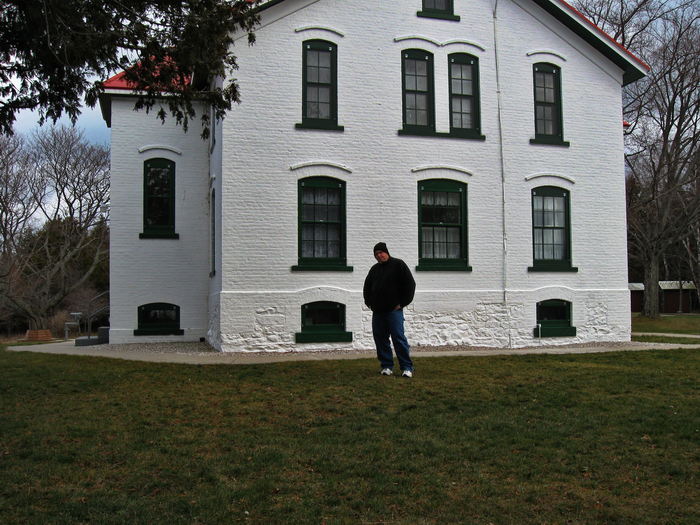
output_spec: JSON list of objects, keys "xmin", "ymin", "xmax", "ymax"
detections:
[{"xmin": 363, "ymin": 242, "xmax": 416, "ymax": 378}]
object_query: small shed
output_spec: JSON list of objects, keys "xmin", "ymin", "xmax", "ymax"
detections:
[{"xmin": 629, "ymin": 281, "xmax": 698, "ymax": 313}]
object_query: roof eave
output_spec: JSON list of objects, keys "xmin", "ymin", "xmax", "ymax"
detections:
[{"xmin": 532, "ymin": 0, "xmax": 649, "ymax": 85}]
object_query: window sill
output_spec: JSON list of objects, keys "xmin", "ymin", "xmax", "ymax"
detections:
[
  {"xmin": 296, "ymin": 122, "xmax": 344, "ymax": 132},
  {"xmin": 292, "ymin": 264, "xmax": 353, "ymax": 272},
  {"xmin": 134, "ymin": 329, "xmax": 184, "ymax": 336},
  {"xmin": 530, "ymin": 137, "xmax": 570, "ymax": 147},
  {"xmin": 416, "ymin": 11, "xmax": 460, "ymax": 21},
  {"xmin": 399, "ymin": 129, "xmax": 485, "ymax": 141},
  {"xmin": 139, "ymin": 232, "xmax": 179, "ymax": 239},
  {"xmin": 533, "ymin": 326, "xmax": 577, "ymax": 338},
  {"xmin": 295, "ymin": 331, "xmax": 353, "ymax": 343},
  {"xmin": 416, "ymin": 263, "xmax": 472, "ymax": 272},
  {"xmin": 528, "ymin": 264, "xmax": 578, "ymax": 272}
]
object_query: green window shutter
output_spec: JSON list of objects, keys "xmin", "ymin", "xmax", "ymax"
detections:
[
  {"xmin": 292, "ymin": 177, "xmax": 352, "ymax": 272},
  {"xmin": 298, "ymin": 40, "xmax": 343, "ymax": 131},
  {"xmin": 534, "ymin": 299, "xmax": 576, "ymax": 337},
  {"xmin": 449, "ymin": 53, "xmax": 482, "ymax": 138},
  {"xmin": 530, "ymin": 63, "xmax": 569, "ymax": 146},
  {"xmin": 417, "ymin": 179, "xmax": 471, "ymax": 271},
  {"xmin": 401, "ymin": 49, "xmax": 435, "ymax": 134},
  {"xmin": 140, "ymin": 158, "xmax": 178, "ymax": 239},
  {"xmin": 134, "ymin": 302, "xmax": 184, "ymax": 336},
  {"xmin": 417, "ymin": 0, "xmax": 460, "ymax": 21},
  {"xmin": 295, "ymin": 301, "xmax": 353, "ymax": 343},
  {"xmin": 529, "ymin": 186, "xmax": 577, "ymax": 272}
]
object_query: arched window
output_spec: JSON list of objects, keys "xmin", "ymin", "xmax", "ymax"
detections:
[
  {"xmin": 297, "ymin": 39, "xmax": 342, "ymax": 130},
  {"xmin": 292, "ymin": 176, "xmax": 351, "ymax": 271},
  {"xmin": 134, "ymin": 303, "xmax": 183, "ymax": 336},
  {"xmin": 401, "ymin": 49, "xmax": 434, "ymax": 134},
  {"xmin": 417, "ymin": 179, "xmax": 470, "ymax": 271},
  {"xmin": 295, "ymin": 301, "xmax": 352, "ymax": 343},
  {"xmin": 531, "ymin": 63, "xmax": 568, "ymax": 146},
  {"xmin": 449, "ymin": 53, "xmax": 481, "ymax": 138},
  {"xmin": 140, "ymin": 158, "xmax": 178, "ymax": 239},
  {"xmin": 529, "ymin": 186, "xmax": 577, "ymax": 272}
]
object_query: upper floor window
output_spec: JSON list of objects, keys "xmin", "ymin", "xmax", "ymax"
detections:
[
  {"xmin": 140, "ymin": 158, "xmax": 178, "ymax": 239},
  {"xmin": 417, "ymin": 0, "xmax": 460, "ymax": 21},
  {"xmin": 134, "ymin": 302, "xmax": 184, "ymax": 336},
  {"xmin": 529, "ymin": 186, "xmax": 577, "ymax": 272},
  {"xmin": 292, "ymin": 176, "xmax": 352, "ymax": 272},
  {"xmin": 400, "ymin": 49, "xmax": 434, "ymax": 135},
  {"xmin": 449, "ymin": 53, "xmax": 482, "ymax": 138},
  {"xmin": 417, "ymin": 179, "xmax": 471, "ymax": 271},
  {"xmin": 531, "ymin": 63, "xmax": 569, "ymax": 146},
  {"xmin": 297, "ymin": 40, "xmax": 343, "ymax": 131}
]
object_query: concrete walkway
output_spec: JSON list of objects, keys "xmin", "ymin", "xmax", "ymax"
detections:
[{"xmin": 6, "ymin": 336, "xmax": 699, "ymax": 365}]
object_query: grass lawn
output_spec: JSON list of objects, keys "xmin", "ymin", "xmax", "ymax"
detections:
[
  {"xmin": 1, "ymin": 347, "xmax": 698, "ymax": 524},
  {"xmin": 632, "ymin": 314, "xmax": 700, "ymax": 335}
]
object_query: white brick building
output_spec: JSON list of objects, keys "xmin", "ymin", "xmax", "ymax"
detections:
[{"xmin": 100, "ymin": 0, "xmax": 648, "ymax": 351}]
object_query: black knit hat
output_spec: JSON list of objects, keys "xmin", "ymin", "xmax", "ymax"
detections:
[{"xmin": 373, "ymin": 242, "xmax": 389, "ymax": 254}]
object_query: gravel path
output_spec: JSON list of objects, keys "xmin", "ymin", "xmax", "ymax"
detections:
[{"xmin": 6, "ymin": 339, "xmax": 698, "ymax": 365}]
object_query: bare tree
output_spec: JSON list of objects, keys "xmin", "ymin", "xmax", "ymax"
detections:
[
  {"xmin": 575, "ymin": 0, "xmax": 700, "ymax": 317},
  {"xmin": 0, "ymin": 134, "xmax": 38, "ymax": 255},
  {"xmin": 0, "ymin": 126, "xmax": 110, "ymax": 330}
]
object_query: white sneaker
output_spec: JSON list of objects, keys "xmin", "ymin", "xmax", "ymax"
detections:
[
  {"xmin": 380, "ymin": 368, "xmax": 393, "ymax": 376},
  {"xmin": 402, "ymin": 370, "xmax": 413, "ymax": 378}
]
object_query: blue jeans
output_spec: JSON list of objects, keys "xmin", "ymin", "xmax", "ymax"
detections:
[{"xmin": 372, "ymin": 309, "xmax": 413, "ymax": 372}]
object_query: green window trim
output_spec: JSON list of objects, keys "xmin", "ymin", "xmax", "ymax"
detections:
[
  {"xmin": 449, "ymin": 53, "xmax": 482, "ymax": 137},
  {"xmin": 141, "ymin": 158, "xmax": 178, "ymax": 239},
  {"xmin": 299, "ymin": 40, "xmax": 341, "ymax": 130},
  {"xmin": 532, "ymin": 63, "xmax": 567, "ymax": 145},
  {"xmin": 291, "ymin": 264, "xmax": 353, "ymax": 272},
  {"xmin": 529, "ymin": 137, "xmax": 570, "ymax": 147},
  {"xmin": 530, "ymin": 186, "xmax": 576, "ymax": 272},
  {"xmin": 293, "ymin": 176, "xmax": 350, "ymax": 272},
  {"xmin": 417, "ymin": 0, "xmax": 460, "ymax": 21},
  {"xmin": 534, "ymin": 299, "xmax": 577, "ymax": 338},
  {"xmin": 417, "ymin": 179, "xmax": 470, "ymax": 271},
  {"xmin": 139, "ymin": 232, "xmax": 179, "ymax": 239},
  {"xmin": 295, "ymin": 122, "xmax": 344, "ymax": 132},
  {"xmin": 134, "ymin": 302, "xmax": 184, "ymax": 336},
  {"xmin": 401, "ymin": 49, "xmax": 435, "ymax": 134},
  {"xmin": 397, "ymin": 129, "xmax": 486, "ymax": 141},
  {"xmin": 295, "ymin": 301, "xmax": 353, "ymax": 343}
]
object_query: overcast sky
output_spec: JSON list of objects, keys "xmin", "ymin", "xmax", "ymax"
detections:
[{"xmin": 14, "ymin": 103, "xmax": 110, "ymax": 146}]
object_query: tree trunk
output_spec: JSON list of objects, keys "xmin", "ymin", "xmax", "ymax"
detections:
[{"xmin": 643, "ymin": 257, "xmax": 661, "ymax": 318}]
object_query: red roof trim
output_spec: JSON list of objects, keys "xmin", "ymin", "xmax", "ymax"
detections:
[
  {"xmin": 102, "ymin": 70, "xmax": 133, "ymax": 90},
  {"xmin": 102, "ymin": 58, "xmax": 193, "ymax": 91},
  {"xmin": 557, "ymin": 0, "xmax": 650, "ymax": 71}
]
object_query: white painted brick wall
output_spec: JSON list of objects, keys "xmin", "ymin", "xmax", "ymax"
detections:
[
  {"xmin": 108, "ymin": 0, "xmax": 633, "ymax": 351},
  {"xmin": 109, "ymin": 98, "xmax": 211, "ymax": 343}
]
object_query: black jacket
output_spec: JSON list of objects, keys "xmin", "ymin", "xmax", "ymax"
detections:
[{"xmin": 363, "ymin": 257, "xmax": 416, "ymax": 313}]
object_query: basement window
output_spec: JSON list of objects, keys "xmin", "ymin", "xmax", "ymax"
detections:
[
  {"xmin": 134, "ymin": 303, "xmax": 184, "ymax": 336},
  {"xmin": 295, "ymin": 301, "xmax": 352, "ymax": 343},
  {"xmin": 534, "ymin": 299, "xmax": 576, "ymax": 338}
]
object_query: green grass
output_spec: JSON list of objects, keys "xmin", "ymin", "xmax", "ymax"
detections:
[
  {"xmin": 1, "ymin": 346, "xmax": 698, "ymax": 524},
  {"xmin": 632, "ymin": 314, "xmax": 700, "ymax": 334}
]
